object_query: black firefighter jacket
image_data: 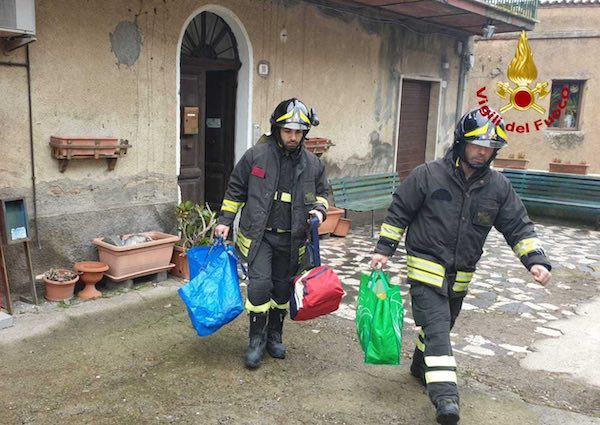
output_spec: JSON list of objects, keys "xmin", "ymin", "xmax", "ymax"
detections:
[
  {"xmin": 375, "ymin": 150, "xmax": 551, "ymax": 294},
  {"xmin": 218, "ymin": 135, "xmax": 329, "ymax": 272}
]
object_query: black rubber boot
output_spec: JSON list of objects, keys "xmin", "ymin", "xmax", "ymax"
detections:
[
  {"xmin": 266, "ymin": 308, "xmax": 287, "ymax": 359},
  {"xmin": 244, "ymin": 312, "xmax": 268, "ymax": 369},
  {"xmin": 410, "ymin": 346, "xmax": 426, "ymax": 387},
  {"xmin": 436, "ymin": 398, "xmax": 460, "ymax": 425}
]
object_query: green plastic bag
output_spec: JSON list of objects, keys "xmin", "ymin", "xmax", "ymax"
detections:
[{"xmin": 356, "ymin": 270, "xmax": 404, "ymax": 365}]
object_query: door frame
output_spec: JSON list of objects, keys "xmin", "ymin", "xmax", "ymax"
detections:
[
  {"xmin": 393, "ymin": 76, "xmax": 443, "ymax": 173},
  {"xmin": 176, "ymin": 5, "xmax": 253, "ymax": 199}
]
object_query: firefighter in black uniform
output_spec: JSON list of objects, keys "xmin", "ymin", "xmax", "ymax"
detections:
[
  {"xmin": 370, "ymin": 107, "xmax": 552, "ymax": 425},
  {"xmin": 214, "ymin": 98, "xmax": 329, "ymax": 369}
]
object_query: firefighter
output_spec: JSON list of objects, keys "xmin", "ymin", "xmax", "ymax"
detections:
[
  {"xmin": 214, "ymin": 98, "xmax": 329, "ymax": 369},
  {"xmin": 370, "ymin": 107, "xmax": 552, "ymax": 424}
]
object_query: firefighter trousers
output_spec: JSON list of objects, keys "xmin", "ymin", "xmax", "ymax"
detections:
[
  {"xmin": 409, "ymin": 279, "xmax": 464, "ymax": 406},
  {"xmin": 246, "ymin": 230, "xmax": 293, "ymax": 311}
]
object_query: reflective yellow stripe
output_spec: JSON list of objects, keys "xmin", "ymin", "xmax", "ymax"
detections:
[
  {"xmin": 236, "ymin": 231, "xmax": 252, "ymax": 257},
  {"xmin": 419, "ymin": 329, "xmax": 425, "ymax": 338},
  {"xmin": 275, "ymin": 110, "xmax": 294, "ymax": 122},
  {"xmin": 407, "ymin": 256, "xmax": 445, "ymax": 276},
  {"xmin": 407, "ymin": 268, "xmax": 444, "ymax": 287},
  {"xmin": 245, "ymin": 299, "xmax": 270, "ymax": 313},
  {"xmin": 453, "ymin": 282, "xmax": 469, "ymax": 292},
  {"xmin": 407, "ymin": 255, "xmax": 445, "ymax": 287},
  {"xmin": 425, "ymin": 355, "xmax": 457, "ymax": 368},
  {"xmin": 416, "ymin": 338, "xmax": 425, "ymax": 352},
  {"xmin": 464, "ymin": 122, "xmax": 489, "ymax": 137},
  {"xmin": 298, "ymin": 245, "xmax": 306, "ymax": 264},
  {"xmin": 316, "ymin": 196, "xmax": 329, "ymax": 210},
  {"xmin": 221, "ymin": 199, "xmax": 244, "ymax": 214},
  {"xmin": 299, "ymin": 111, "xmax": 310, "ymax": 125},
  {"xmin": 425, "ymin": 370, "xmax": 457, "ymax": 384},
  {"xmin": 513, "ymin": 238, "xmax": 542, "ymax": 257},
  {"xmin": 269, "ymin": 299, "xmax": 289, "ymax": 309},
  {"xmin": 455, "ymin": 270, "xmax": 473, "ymax": 283},
  {"xmin": 237, "ymin": 232, "xmax": 251, "ymax": 248},
  {"xmin": 380, "ymin": 223, "xmax": 404, "ymax": 242},
  {"xmin": 237, "ymin": 244, "xmax": 249, "ymax": 257},
  {"xmin": 496, "ymin": 125, "xmax": 508, "ymax": 140},
  {"xmin": 273, "ymin": 191, "xmax": 292, "ymax": 203},
  {"xmin": 453, "ymin": 270, "xmax": 474, "ymax": 292}
]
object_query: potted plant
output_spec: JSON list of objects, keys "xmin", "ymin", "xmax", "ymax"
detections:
[
  {"xmin": 549, "ymin": 158, "xmax": 590, "ymax": 175},
  {"xmin": 304, "ymin": 137, "xmax": 335, "ymax": 157},
  {"xmin": 93, "ymin": 232, "xmax": 180, "ymax": 282},
  {"xmin": 493, "ymin": 152, "xmax": 529, "ymax": 170},
  {"xmin": 43, "ymin": 268, "xmax": 79, "ymax": 301},
  {"xmin": 170, "ymin": 201, "xmax": 218, "ymax": 280}
]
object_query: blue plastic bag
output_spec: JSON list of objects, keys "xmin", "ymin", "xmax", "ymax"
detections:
[
  {"xmin": 178, "ymin": 239, "xmax": 244, "ymax": 336},
  {"xmin": 186, "ymin": 245, "xmax": 211, "ymax": 280}
]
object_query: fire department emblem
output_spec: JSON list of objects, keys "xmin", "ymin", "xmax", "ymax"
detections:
[{"xmin": 496, "ymin": 31, "xmax": 549, "ymax": 114}]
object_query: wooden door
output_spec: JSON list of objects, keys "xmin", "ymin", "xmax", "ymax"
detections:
[
  {"xmin": 396, "ymin": 80, "xmax": 431, "ymax": 180},
  {"xmin": 204, "ymin": 70, "xmax": 237, "ymax": 211},
  {"xmin": 179, "ymin": 72, "xmax": 206, "ymax": 204}
]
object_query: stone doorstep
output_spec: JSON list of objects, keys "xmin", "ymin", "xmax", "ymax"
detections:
[{"xmin": 0, "ymin": 311, "xmax": 15, "ymax": 330}]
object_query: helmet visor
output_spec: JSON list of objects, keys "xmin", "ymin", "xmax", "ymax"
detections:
[
  {"xmin": 278, "ymin": 122, "xmax": 309, "ymax": 130},
  {"xmin": 467, "ymin": 138, "xmax": 506, "ymax": 149}
]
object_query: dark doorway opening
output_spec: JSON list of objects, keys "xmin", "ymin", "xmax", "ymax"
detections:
[
  {"xmin": 179, "ymin": 11, "xmax": 240, "ymax": 209},
  {"xmin": 396, "ymin": 79, "xmax": 431, "ymax": 180}
]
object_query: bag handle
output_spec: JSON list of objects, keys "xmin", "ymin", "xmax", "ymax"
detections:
[
  {"xmin": 368, "ymin": 269, "xmax": 390, "ymax": 292},
  {"xmin": 309, "ymin": 216, "xmax": 321, "ymax": 267},
  {"xmin": 200, "ymin": 237, "xmax": 248, "ymax": 280}
]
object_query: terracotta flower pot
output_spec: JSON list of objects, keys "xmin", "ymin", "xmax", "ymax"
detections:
[
  {"xmin": 548, "ymin": 162, "xmax": 589, "ymax": 175},
  {"xmin": 93, "ymin": 231, "xmax": 179, "ymax": 282},
  {"xmin": 318, "ymin": 207, "xmax": 344, "ymax": 235},
  {"xmin": 333, "ymin": 217, "xmax": 352, "ymax": 237},
  {"xmin": 75, "ymin": 261, "xmax": 109, "ymax": 300},
  {"xmin": 304, "ymin": 137, "xmax": 333, "ymax": 156},
  {"xmin": 43, "ymin": 269, "xmax": 79, "ymax": 302},
  {"xmin": 170, "ymin": 245, "xmax": 190, "ymax": 280},
  {"xmin": 493, "ymin": 158, "xmax": 529, "ymax": 170}
]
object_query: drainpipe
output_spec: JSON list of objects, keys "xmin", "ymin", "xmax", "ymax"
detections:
[
  {"xmin": 455, "ymin": 36, "xmax": 473, "ymax": 123},
  {"xmin": 0, "ymin": 45, "xmax": 40, "ymax": 248}
]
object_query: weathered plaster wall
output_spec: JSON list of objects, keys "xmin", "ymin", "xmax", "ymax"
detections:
[
  {"xmin": 468, "ymin": 6, "xmax": 600, "ymax": 173},
  {"xmin": 0, "ymin": 0, "xmax": 462, "ymax": 293}
]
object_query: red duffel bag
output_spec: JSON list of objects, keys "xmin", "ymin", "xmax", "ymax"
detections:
[{"xmin": 290, "ymin": 217, "xmax": 344, "ymax": 321}]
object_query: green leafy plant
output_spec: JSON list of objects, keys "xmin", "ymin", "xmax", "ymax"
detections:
[{"xmin": 176, "ymin": 201, "xmax": 218, "ymax": 250}]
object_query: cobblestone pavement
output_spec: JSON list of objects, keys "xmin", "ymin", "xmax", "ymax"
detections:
[{"xmin": 321, "ymin": 220, "xmax": 600, "ymax": 360}]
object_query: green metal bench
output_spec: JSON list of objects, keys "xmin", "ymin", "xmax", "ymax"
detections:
[
  {"xmin": 500, "ymin": 169, "xmax": 600, "ymax": 226},
  {"xmin": 330, "ymin": 172, "xmax": 401, "ymax": 236}
]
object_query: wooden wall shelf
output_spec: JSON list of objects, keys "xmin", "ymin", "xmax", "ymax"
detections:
[{"xmin": 49, "ymin": 136, "xmax": 131, "ymax": 172}]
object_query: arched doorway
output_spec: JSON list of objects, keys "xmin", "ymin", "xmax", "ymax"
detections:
[{"xmin": 179, "ymin": 11, "xmax": 241, "ymax": 209}]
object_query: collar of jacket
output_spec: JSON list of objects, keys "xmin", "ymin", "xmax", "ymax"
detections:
[
  {"xmin": 443, "ymin": 149, "xmax": 490, "ymax": 190},
  {"xmin": 267, "ymin": 135, "xmax": 305, "ymax": 164}
]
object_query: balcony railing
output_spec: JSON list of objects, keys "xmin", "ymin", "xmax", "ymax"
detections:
[{"xmin": 484, "ymin": 0, "xmax": 539, "ymax": 20}]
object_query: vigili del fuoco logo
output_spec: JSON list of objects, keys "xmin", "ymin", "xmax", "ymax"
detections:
[{"xmin": 475, "ymin": 31, "xmax": 570, "ymax": 133}]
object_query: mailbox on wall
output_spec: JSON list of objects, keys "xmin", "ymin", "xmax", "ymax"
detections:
[
  {"xmin": 0, "ymin": 197, "xmax": 31, "ymax": 245},
  {"xmin": 183, "ymin": 106, "xmax": 200, "ymax": 135}
]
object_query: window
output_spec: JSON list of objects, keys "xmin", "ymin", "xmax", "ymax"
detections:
[{"xmin": 548, "ymin": 80, "xmax": 584, "ymax": 129}]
